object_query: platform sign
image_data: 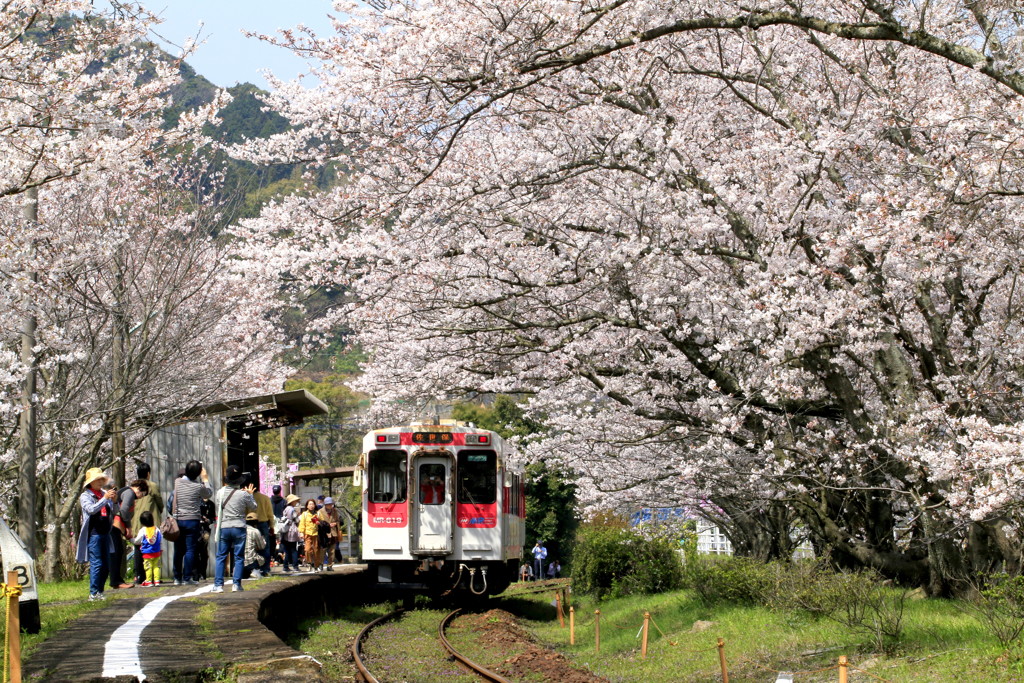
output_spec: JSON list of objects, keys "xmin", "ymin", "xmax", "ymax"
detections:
[
  {"xmin": 0, "ymin": 517, "xmax": 37, "ymax": 602},
  {"xmin": 0, "ymin": 517, "xmax": 41, "ymax": 633}
]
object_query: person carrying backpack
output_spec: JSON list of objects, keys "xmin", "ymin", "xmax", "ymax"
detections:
[
  {"xmin": 132, "ymin": 510, "xmax": 163, "ymax": 586},
  {"xmin": 279, "ymin": 494, "xmax": 301, "ymax": 572}
]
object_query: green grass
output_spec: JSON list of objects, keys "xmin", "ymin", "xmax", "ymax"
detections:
[
  {"xmin": 1, "ymin": 579, "xmax": 103, "ymax": 658},
  {"xmin": 297, "ymin": 600, "xmax": 482, "ymax": 682},
  {"xmin": 513, "ymin": 588, "xmax": 1022, "ymax": 682}
]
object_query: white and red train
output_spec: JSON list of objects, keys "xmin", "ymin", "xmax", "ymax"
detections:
[{"xmin": 356, "ymin": 419, "xmax": 526, "ymax": 595}]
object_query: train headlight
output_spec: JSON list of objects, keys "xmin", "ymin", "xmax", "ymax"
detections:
[
  {"xmin": 465, "ymin": 434, "xmax": 490, "ymax": 445},
  {"xmin": 374, "ymin": 433, "xmax": 400, "ymax": 445}
]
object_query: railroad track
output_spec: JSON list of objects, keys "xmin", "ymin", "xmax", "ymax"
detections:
[
  {"xmin": 352, "ymin": 607, "xmax": 512, "ymax": 683},
  {"xmin": 438, "ymin": 608, "xmax": 513, "ymax": 683}
]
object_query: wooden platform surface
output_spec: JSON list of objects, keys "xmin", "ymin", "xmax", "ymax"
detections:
[{"xmin": 24, "ymin": 565, "xmax": 366, "ymax": 682}]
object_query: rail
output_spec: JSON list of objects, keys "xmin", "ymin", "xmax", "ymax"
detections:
[
  {"xmin": 438, "ymin": 608, "xmax": 514, "ymax": 683},
  {"xmin": 351, "ymin": 607, "xmax": 404, "ymax": 683}
]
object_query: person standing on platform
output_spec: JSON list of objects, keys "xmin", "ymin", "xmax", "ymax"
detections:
[
  {"xmin": 532, "ymin": 541, "xmax": 547, "ymax": 581},
  {"xmin": 133, "ymin": 510, "xmax": 163, "ymax": 586},
  {"xmin": 253, "ymin": 486, "xmax": 274, "ymax": 573},
  {"xmin": 279, "ymin": 494, "xmax": 301, "ymax": 572},
  {"xmin": 131, "ymin": 462, "xmax": 163, "ymax": 585},
  {"xmin": 212, "ymin": 465, "xmax": 257, "ymax": 593},
  {"xmin": 317, "ymin": 497, "xmax": 341, "ymax": 571},
  {"xmin": 195, "ymin": 497, "xmax": 215, "ymax": 580},
  {"xmin": 109, "ymin": 479, "xmax": 148, "ymax": 590},
  {"xmin": 171, "ymin": 460, "xmax": 213, "ymax": 586},
  {"xmin": 77, "ymin": 468, "xmax": 117, "ymax": 601},
  {"xmin": 299, "ymin": 498, "xmax": 321, "ymax": 572},
  {"xmin": 270, "ymin": 484, "xmax": 287, "ymax": 565}
]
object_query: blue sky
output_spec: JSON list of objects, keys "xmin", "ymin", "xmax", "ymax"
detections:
[{"xmin": 144, "ymin": 1, "xmax": 339, "ymax": 88}]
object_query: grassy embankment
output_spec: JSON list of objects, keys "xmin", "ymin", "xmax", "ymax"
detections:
[{"xmin": 516, "ymin": 586, "xmax": 1018, "ymax": 682}]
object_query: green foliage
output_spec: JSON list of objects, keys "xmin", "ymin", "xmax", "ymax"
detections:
[
  {"xmin": 333, "ymin": 344, "xmax": 368, "ymax": 375},
  {"xmin": 682, "ymin": 554, "xmax": 775, "ymax": 605},
  {"xmin": 959, "ymin": 573, "xmax": 1024, "ymax": 647},
  {"xmin": 259, "ymin": 374, "xmax": 365, "ymax": 469},
  {"xmin": 525, "ymin": 584, "xmax": 997, "ymax": 682},
  {"xmin": 682, "ymin": 555, "xmax": 907, "ymax": 651},
  {"xmin": 573, "ymin": 524, "xmax": 684, "ymax": 600},
  {"xmin": 451, "ymin": 396, "xmax": 578, "ymax": 564}
]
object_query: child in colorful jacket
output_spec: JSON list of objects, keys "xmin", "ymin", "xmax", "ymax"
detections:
[{"xmin": 132, "ymin": 510, "xmax": 163, "ymax": 586}]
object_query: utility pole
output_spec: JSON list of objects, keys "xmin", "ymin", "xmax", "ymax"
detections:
[
  {"xmin": 111, "ymin": 307, "xmax": 126, "ymax": 487},
  {"xmin": 111, "ymin": 269, "xmax": 127, "ymax": 488},
  {"xmin": 18, "ymin": 187, "xmax": 38, "ymax": 556},
  {"xmin": 280, "ymin": 427, "xmax": 289, "ymax": 492}
]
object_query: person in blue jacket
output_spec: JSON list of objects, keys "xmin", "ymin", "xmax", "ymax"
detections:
[{"xmin": 76, "ymin": 468, "xmax": 117, "ymax": 601}]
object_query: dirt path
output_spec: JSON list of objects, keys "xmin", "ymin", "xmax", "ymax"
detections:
[{"xmin": 454, "ymin": 609, "xmax": 609, "ymax": 683}]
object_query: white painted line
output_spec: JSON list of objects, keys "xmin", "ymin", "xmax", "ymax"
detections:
[{"xmin": 101, "ymin": 585, "xmax": 215, "ymax": 681}]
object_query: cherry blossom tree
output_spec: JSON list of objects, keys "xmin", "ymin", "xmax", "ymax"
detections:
[
  {"xmin": 0, "ymin": 1, "xmax": 220, "ymax": 197},
  {"xmin": 0, "ymin": 162, "xmax": 291, "ymax": 578},
  {"xmin": 239, "ymin": 0, "xmax": 1024, "ymax": 594}
]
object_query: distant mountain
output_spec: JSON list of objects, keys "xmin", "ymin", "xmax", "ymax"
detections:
[{"xmin": 158, "ymin": 58, "xmax": 341, "ymax": 226}]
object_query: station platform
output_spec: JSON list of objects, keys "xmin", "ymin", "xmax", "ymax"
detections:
[{"xmin": 25, "ymin": 564, "xmax": 368, "ymax": 682}]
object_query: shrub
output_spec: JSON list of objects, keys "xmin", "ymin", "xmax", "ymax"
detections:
[
  {"xmin": 820, "ymin": 569, "xmax": 907, "ymax": 652},
  {"xmin": 681, "ymin": 554, "xmax": 775, "ymax": 605},
  {"xmin": 572, "ymin": 524, "xmax": 684, "ymax": 600},
  {"xmin": 682, "ymin": 555, "xmax": 906, "ymax": 650},
  {"xmin": 959, "ymin": 573, "xmax": 1024, "ymax": 647}
]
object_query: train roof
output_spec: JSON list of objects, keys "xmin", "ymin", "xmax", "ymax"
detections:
[{"xmin": 370, "ymin": 419, "xmax": 497, "ymax": 433}]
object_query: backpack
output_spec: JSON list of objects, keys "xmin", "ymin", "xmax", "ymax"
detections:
[{"xmin": 316, "ymin": 518, "xmax": 331, "ymax": 543}]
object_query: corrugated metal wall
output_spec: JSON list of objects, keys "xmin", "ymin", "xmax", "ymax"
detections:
[{"xmin": 145, "ymin": 419, "xmax": 224, "ymax": 577}]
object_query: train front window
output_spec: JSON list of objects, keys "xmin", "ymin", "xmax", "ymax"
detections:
[
  {"xmin": 457, "ymin": 450, "xmax": 496, "ymax": 504},
  {"xmin": 369, "ymin": 450, "xmax": 407, "ymax": 503},
  {"xmin": 419, "ymin": 463, "xmax": 446, "ymax": 504}
]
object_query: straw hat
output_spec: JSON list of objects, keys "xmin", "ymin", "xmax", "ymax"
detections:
[
  {"xmin": 245, "ymin": 512, "xmax": 258, "ymax": 521},
  {"xmin": 285, "ymin": 494, "xmax": 300, "ymax": 505},
  {"xmin": 84, "ymin": 467, "xmax": 108, "ymax": 487}
]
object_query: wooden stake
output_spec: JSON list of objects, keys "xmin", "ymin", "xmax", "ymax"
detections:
[
  {"xmin": 641, "ymin": 612, "xmax": 650, "ymax": 659},
  {"xmin": 839, "ymin": 655, "xmax": 848, "ymax": 683},
  {"xmin": 717, "ymin": 637, "xmax": 728, "ymax": 683},
  {"xmin": 556, "ymin": 590, "xmax": 565, "ymax": 627},
  {"xmin": 595, "ymin": 609, "xmax": 601, "ymax": 653},
  {"xmin": 7, "ymin": 571, "xmax": 21, "ymax": 683},
  {"xmin": 570, "ymin": 606, "xmax": 575, "ymax": 645}
]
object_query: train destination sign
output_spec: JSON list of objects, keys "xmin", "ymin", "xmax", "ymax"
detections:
[{"xmin": 411, "ymin": 431, "xmax": 453, "ymax": 445}]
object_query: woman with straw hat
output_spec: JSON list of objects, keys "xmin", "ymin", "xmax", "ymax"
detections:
[{"xmin": 76, "ymin": 467, "xmax": 118, "ymax": 601}]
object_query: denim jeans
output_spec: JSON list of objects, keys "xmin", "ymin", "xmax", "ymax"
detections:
[
  {"xmin": 281, "ymin": 540, "xmax": 298, "ymax": 570},
  {"xmin": 173, "ymin": 519, "xmax": 202, "ymax": 582},
  {"xmin": 214, "ymin": 526, "xmax": 246, "ymax": 588},
  {"xmin": 256, "ymin": 521, "xmax": 271, "ymax": 569},
  {"xmin": 88, "ymin": 532, "xmax": 110, "ymax": 595}
]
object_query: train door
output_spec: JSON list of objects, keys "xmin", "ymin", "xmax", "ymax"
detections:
[{"xmin": 412, "ymin": 456, "xmax": 452, "ymax": 554}]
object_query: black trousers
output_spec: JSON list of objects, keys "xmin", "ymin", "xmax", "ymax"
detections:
[
  {"xmin": 133, "ymin": 545, "xmax": 145, "ymax": 583},
  {"xmin": 108, "ymin": 531, "xmax": 127, "ymax": 587}
]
